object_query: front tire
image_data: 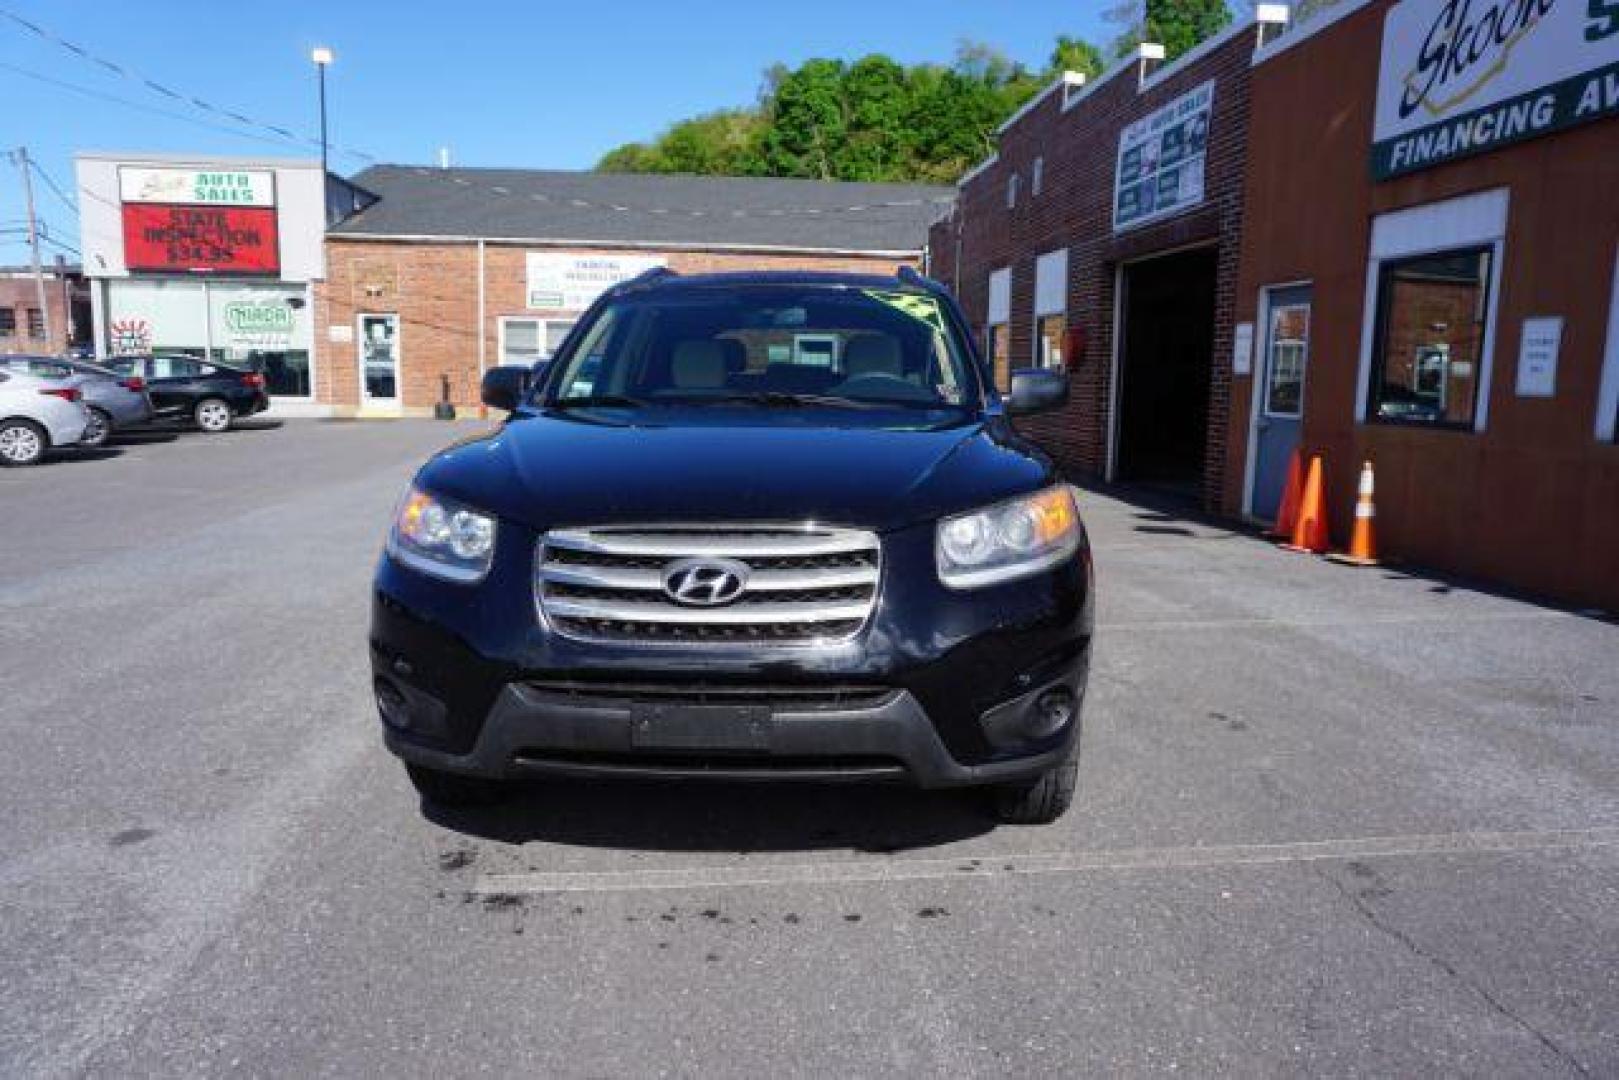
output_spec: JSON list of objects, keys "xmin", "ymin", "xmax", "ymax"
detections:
[
  {"xmin": 989, "ymin": 751, "xmax": 1078, "ymax": 825},
  {"xmin": 405, "ymin": 764, "xmax": 511, "ymax": 808},
  {"xmin": 0, "ymin": 419, "xmax": 47, "ymax": 467},
  {"xmin": 194, "ymin": 398, "xmax": 232, "ymax": 433},
  {"xmin": 81, "ymin": 408, "xmax": 112, "ymax": 448}
]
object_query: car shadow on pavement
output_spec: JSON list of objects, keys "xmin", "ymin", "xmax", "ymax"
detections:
[
  {"xmin": 230, "ymin": 420, "xmax": 284, "ymax": 432},
  {"xmin": 49, "ymin": 447, "xmax": 125, "ymax": 464},
  {"xmin": 423, "ymin": 779, "xmax": 996, "ymax": 854},
  {"xmin": 111, "ymin": 429, "xmax": 180, "ymax": 445}
]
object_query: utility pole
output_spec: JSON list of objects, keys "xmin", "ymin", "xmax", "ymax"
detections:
[{"xmin": 10, "ymin": 147, "xmax": 54, "ymax": 349}]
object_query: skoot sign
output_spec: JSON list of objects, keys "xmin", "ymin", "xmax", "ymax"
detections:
[{"xmin": 1372, "ymin": 0, "xmax": 1619, "ymax": 179}]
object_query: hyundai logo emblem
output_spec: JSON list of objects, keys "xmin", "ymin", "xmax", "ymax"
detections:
[{"xmin": 662, "ymin": 557, "xmax": 751, "ymax": 607}]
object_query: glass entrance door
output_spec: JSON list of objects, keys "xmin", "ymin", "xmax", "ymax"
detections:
[{"xmin": 358, "ymin": 313, "xmax": 400, "ymax": 405}]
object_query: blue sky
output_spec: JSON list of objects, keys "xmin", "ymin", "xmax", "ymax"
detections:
[{"xmin": 0, "ymin": 0, "xmax": 1110, "ymax": 266}]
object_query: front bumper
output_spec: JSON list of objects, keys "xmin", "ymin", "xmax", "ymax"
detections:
[
  {"xmin": 378, "ymin": 653, "xmax": 1086, "ymax": 788},
  {"xmin": 370, "ymin": 516, "xmax": 1094, "ymax": 788}
]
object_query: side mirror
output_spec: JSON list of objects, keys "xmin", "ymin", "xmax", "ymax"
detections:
[
  {"xmin": 1007, "ymin": 368, "xmax": 1069, "ymax": 416},
  {"xmin": 480, "ymin": 365, "xmax": 532, "ymax": 413}
]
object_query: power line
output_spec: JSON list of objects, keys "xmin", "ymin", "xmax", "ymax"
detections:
[
  {"xmin": 27, "ymin": 156, "xmax": 78, "ymax": 214},
  {"xmin": 0, "ymin": 11, "xmax": 951, "ymax": 223},
  {"xmin": 0, "ymin": 6, "xmax": 375, "ymax": 165},
  {"xmin": 0, "ymin": 60, "xmax": 312, "ymax": 154}
]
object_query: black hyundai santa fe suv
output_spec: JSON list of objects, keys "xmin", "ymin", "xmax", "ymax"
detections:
[{"xmin": 371, "ymin": 268, "xmax": 1093, "ymax": 823}]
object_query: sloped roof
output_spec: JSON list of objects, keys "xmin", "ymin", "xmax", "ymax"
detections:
[{"xmin": 331, "ymin": 166, "xmax": 954, "ymax": 255}]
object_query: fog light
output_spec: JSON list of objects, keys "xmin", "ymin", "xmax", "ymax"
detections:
[
  {"xmin": 1028, "ymin": 687, "xmax": 1076, "ymax": 738},
  {"xmin": 375, "ymin": 677, "xmax": 410, "ymax": 730}
]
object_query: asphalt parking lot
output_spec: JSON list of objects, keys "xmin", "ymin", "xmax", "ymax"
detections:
[{"xmin": 1, "ymin": 419, "xmax": 1615, "ymax": 1077}]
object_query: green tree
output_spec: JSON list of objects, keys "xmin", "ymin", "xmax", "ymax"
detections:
[
  {"xmin": 760, "ymin": 58, "xmax": 849, "ymax": 179},
  {"xmin": 594, "ymin": 32, "xmax": 1108, "ymax": 184},
  {"xmin": 597, "ymin": 142, "xmax": 667, "ymax": 173},
  {"xmin": 599, "ymin": 110, "xmax": 766, "ymax": 176},
  {"xmin": 1048, "ymin": 35, "xmax": 1105, "ymax": 80},
  {"xmin": 1106, "ymin": 0, "xmax": 1232, "ymax": 60}
]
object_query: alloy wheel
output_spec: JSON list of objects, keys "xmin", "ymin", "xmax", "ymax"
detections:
[
  {"xmin": 0, "ymin": 424, "xmax": 43, "ymax": 465},
  {"xmin": 82, "ymin": 410, "xmax": 110, "ymax": 448},
  {"xmin": 197, "ymin": 401, "xmax": 231, "ymax": 432}
]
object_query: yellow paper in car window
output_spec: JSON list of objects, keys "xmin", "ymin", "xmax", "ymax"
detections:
[{"xmin": 862, "ymin": 290, "xmax": 947, "ymax": 335}]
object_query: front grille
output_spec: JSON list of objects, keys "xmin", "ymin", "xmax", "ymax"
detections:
[
  {"xmin": 524, "ymin": 680, "xmax": 897, "ymax": 710},
  {"xmin": 536, "ymin": 524, "xmax": 880, "ymax": 646}
]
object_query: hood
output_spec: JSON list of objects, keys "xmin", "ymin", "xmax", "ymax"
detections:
[{"xmin": 416, "ymin": 406, "xmax": 1054, "ymax": 534}]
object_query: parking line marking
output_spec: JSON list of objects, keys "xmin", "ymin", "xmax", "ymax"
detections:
[
  {"xmin": 469, "ymin": 825, "xmax": 1619, "ymax": 896},
  {"xmin": 1101, "ymin": 610, "xmax": 1577, "ymax": 632}
]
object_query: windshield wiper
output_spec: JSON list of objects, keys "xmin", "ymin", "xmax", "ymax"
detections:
[{"xmin": 547, "ymin": 394, "xmax": 656, "ymax": 408}]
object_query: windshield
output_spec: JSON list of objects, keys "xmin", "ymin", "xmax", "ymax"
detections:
[{"xmin": 545, "ymin": 285, "xmax": 981, "ymax": 409}]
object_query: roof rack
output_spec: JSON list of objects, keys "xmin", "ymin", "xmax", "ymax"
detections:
[
  {"xmin": 897, "ymin": 264, "xmax": 944, "ymax": 293},
  {"xmin": 615, "ymin": 266, "xmax": 679, "ymax": 293}
]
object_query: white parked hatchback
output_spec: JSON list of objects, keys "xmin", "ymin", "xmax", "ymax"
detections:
[{"xmin": 0, "ymin": 369, "xmax": 91, "ymax": 467}]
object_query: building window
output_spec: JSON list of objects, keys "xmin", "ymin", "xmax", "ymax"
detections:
[
  {"xmin": 1036, "ymin": 315, "xmax": 1067, "ymax": 369},
  {"xmin": 1007, "ymin": 173, "xmax": 1020, "ymax": 210},
  {"xmin": 500, "ymin": 317, "xmax": 576, "ymax": 365},
  {"xmin": 1033, "ymin": 248, "xmax": 1069, "ymax": 370},
  {"xmin": 1032, "ymin": 157, "xmax": 1044, "ymax": 198},
  {"xmin": 1266, "ymin": 304, "xmax": 1311, "ymax": 417},
  {"xmin": 1600, "ymin": 245, "xmax": 1619, "ymax": 444},
  {"xmin": 1367, "ymin": 246, "xmax": 1494, "ymax": 429},
  {"xmin": 0, "ymin": 308, "xmax": 14, "ymax": 335},
  {"xmin": 987, "ymin": 266, "xmax": 1012, "ymax": 390},
  {"xmin": 987, "ymin": 323, "xmax": 1011, "ymax": 391},
  {"xmin": 26, "ymin": 308, "xmax": 45, "ymax": 340}
]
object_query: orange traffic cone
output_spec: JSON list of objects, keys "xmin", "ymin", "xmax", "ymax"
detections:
[
  {"xmin": 1279, "ymin": 454, "xmax": 1329, "ymax": 554},
  {"xmin": 1327, "ymin": 461, "xmax": 1379, "ymax": 566},
  {"xmin": 1263, "ymin": 450, "xmax": 1304, "ymax": 539}
]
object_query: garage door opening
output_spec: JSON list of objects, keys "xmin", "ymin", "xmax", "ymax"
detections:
[{"xmin": 1114, "ymin": 247, "xmax": 1217, "ymax": 502}]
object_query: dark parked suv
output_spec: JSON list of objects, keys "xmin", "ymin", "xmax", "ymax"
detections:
[{"xmin": 372, "ymin": 268, "xmax": 1093, "ymax": 823}]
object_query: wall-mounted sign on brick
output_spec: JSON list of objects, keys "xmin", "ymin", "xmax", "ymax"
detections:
[
  {"xmin": 526, "ymin": 253, "xmax": 666, "ymax": 311},
  {"xmin": 1114, "ymin": 79, "xmax": 1215, "ymax": 233}
]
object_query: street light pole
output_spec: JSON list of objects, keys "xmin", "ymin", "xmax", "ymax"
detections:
[{"xmin": 311, "ymin": 47, "xmax": 334, "ymax": 178}]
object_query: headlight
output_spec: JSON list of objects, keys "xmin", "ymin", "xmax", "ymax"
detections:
[
  {"xmin": 936, "ymin": 485, "xmax": 1080, "ymax": 589},
  {"xmin": 387, "ymin": 486, "xmax": 496, "ymax": 583}
]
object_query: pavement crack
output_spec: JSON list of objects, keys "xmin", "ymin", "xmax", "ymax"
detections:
[{"xmin": 1314, "ymin": 865, "xmax": 1589, "ymax": 1077}]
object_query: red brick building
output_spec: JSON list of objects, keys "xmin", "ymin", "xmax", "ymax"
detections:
[
  {"xmin": 1231, "ymin": 0, "xmax": 1619, "ymax": 609},
  {"xmin": 0, "ymin": 263, "xmax": 89, "ymax": 355},
  {"xmin": 928, "ymin": 10, "xmax": 1289, "ymax": 509},
  {"xmin": 316, "ymin": 168, "xmax": 952, "ymax": 414}
]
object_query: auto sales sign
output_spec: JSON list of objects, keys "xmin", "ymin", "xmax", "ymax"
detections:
[
  {"xmin": 1372, "ymin": 0, "xmax": 1619, "ymax": 179},
  {"xmin": 117, "ymin": 165, "xmax": 281, "ymax": 273}
]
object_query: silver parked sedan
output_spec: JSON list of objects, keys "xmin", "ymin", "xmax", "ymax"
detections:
[{"xmin": 0, "ymin": 355, "xmax": 154, "ymax": 447}]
